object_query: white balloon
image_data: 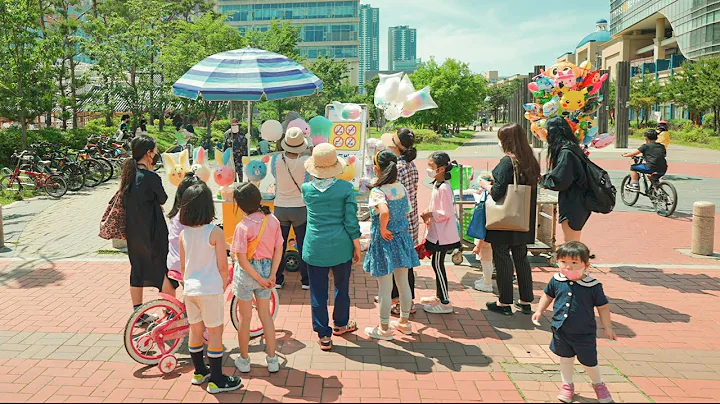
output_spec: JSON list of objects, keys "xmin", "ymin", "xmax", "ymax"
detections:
[
  {"xmin": 384, "ymin": 103, "xmax": 403, "ymax": 121},
  {"xmin": 394, "ymin": 74, "xmax": 416, "ymax": 104},
  {"xmin": 384, "ymin": 77, "xmax": 401, "ymax": 103},
  {"xmin": 374, "ymin": 83, "xmax": 387, "ymax": 107},
  {"xmin": 261, "ymin": 120, "xmax": 283, "ymax": 142}
]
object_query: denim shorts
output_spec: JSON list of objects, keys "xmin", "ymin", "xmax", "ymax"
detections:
[{"xmin": 233, "ymin": 259, "xmax": 272, "ymax": 301}]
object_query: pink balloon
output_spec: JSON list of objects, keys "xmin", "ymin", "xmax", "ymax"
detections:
[
  {"xmin": 287, "ymin": 118, "xmax": 310, "ymax": 136},
  {"xmin": 311, "ymin": 135, "xmax": 328, "ymax": 146},
  {"xmin": 592, "ymin": 133, "xmax": 615, "ymax": 149}
]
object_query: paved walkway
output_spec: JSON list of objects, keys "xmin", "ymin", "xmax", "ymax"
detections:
[{"xmin": 0, "ymin": 130, "xmax": 718, "ymax": 402}]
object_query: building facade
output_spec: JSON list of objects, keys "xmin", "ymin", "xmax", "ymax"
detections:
[
  {"xmin": 388, "ymin": 25, "xmax": 419, "ymax": 71},
  {"xmin": 359, "ymin": 4, "xmax": 379, "ymax": 91},
  {"xmin": 602, "ymin": 0, "xmax": 720, "ymax": 120},
  {"xmin": 216, "ymin": 0, "xmax": 361, "ymax": 84},
  {"xmin": 557, "ymin": 20, "xmax": 611, "ymax": 69}
]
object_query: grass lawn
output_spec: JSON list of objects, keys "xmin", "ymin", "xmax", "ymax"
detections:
[
  {"xmin": 629, "ymin": 128, "xmax": 720, "ymax": 151},
  {"xmin": 367, "ymin": 128, "xmax": 476, "ymax": 151},
  {"xmin": 0, "ymin": 189, "xmax": 38, "ymax": 206}
]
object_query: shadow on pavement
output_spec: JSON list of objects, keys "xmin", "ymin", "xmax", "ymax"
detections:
[
  {"xmin": 608, "ymin": 297, "xmax": 690, "ymax": 323},
  {"xmin": 0, "ymin": 258, "xmax": 66, "ymax": 288},
  {"xmin": 610, "ymin": 266, "xmax": 720, "ymax": 296}
]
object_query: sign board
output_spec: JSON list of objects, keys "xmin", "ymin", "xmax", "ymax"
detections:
[{"xmin": 324, "ymin": 104, "xmax": 369, "ymax": 191}]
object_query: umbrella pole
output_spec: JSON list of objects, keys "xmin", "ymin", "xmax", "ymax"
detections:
[{"xmin": 244, "ymin": 100, "xmax": 253, "ymax": 183}]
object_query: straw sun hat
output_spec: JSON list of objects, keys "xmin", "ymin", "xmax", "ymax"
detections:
[
  {"xmin": 281, "ymin": 127, "xmax": 309, "ymax": 154},
  {"xmin": 304, "ymin": 143, "xmax": 346, "ymax": 179}
]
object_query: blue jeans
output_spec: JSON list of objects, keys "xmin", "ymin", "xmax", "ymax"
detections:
[
  {"xmin": 307, "ymin": 260, "xmax": 352, "ymax": 338},
  {"xmin": 631, "ymin": 163, "xmax": 653, "ymax": 174},
  {"xmin": 276, "ymin": 223, "xmax": 308, "ymax": 285}
]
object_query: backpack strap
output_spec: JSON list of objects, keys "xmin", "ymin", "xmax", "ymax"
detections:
[{"xmin": 246, "ymin": 215, "xmax": 269, "ymax": 260}]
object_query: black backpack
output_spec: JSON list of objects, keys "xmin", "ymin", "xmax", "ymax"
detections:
[{"xmin": 565, "ymin": 146, "xmax": 616, "ymax": 214}]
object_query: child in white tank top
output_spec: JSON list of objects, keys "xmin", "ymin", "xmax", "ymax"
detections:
[{"xmin": 178, "ymin": 182, "xmax": 241, "ymax": 394}]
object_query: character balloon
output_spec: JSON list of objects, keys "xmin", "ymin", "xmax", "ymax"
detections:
[
  {"xmin": 162, "ymin": 149, "xmax": 190, "ymax": 187},
  {"xmin": 190, "ymin": 147, "xmax": 211, "ymax": 183}
]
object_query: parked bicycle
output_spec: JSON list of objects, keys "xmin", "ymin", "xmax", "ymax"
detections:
[
  {"xmin": 620, "ymin": 156, "xmax": 678, "ymax": 217},
  {"xmin": 31, "ymin": 143, "xmax": 86, "ymax": 192},
  {"xmin": 0, "ymin": 151, "xmax": 68, "ymax": 198}
]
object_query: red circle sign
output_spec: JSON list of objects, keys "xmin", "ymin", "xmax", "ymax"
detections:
[
  {"xmin": 345, "ymin": 137, "xmax": 356, "ymax": 148},
  {"xmin": 333, "ymin": 137, "xmax": 344, "ymax": 147},
  {"xmin": 334, "ymin": 125, "xmax": 345, "ymax": 136},
  {"xmin": 347, "ymin": 125, "xmax": 357, "ymax": 136}
]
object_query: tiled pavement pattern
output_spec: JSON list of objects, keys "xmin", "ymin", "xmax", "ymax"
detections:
[{"xmin": 1, "ymin": 257, "xmax": 719, "ymax": 403}]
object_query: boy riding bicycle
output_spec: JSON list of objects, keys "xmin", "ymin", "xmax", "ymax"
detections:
[{"xmin": 622, "ymin": 129, "xmax": 668, "ymax": 191}]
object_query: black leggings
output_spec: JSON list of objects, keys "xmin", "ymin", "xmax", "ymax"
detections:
[
  {"xmin": 391, "ymin": 268, "xmax": 415, "ymax": 300},
  {"xmin": 492, "ymin": 243, "xmax": 534, "ymax": 305},
  {"xmin": 431, "ymin": 251, "xmax": 450, "ymax": 304}
]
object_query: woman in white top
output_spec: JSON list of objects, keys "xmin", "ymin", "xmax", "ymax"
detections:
[{"xmin": 271, "ymin": 127, "xmax": 310, "ymax": 289}]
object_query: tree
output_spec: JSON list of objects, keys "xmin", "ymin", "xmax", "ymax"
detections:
[
  {"xmin": 665, "ymin": 58, "xmax": 720, "ymax": 133},
  {"xmin": 299, "ymin": 56, "xmax": 355, "ymax": 118},
  {"xmin": 629, "ymin": 75, "xmax": 662, "ymax": 127},
  {"xmin": 484, "ymin": 80, "xmax": 520, "ymax": 123},
  {"xmin": 159, "ymin": 12, "xmax": 245, "ymax": 135},
  {"xmin": 405, "ymin": 57, "xmax": 487, "ymax": 133},
  {"xmin": 0, "ymin": 0, "xmax": 55, "ymax": 148}
]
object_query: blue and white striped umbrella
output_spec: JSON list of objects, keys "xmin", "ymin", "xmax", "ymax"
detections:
[{"xmin": 172, "ymin": 47, "xmax": 323, "ymax": 101}]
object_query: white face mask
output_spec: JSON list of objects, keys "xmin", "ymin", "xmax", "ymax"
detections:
[
  {"xmin": 231, "ymin": 124, "xmax": 239, "ymax": 132},
  {"xmin": 426, "ymin": 168, "xmax": 437, "ymax": 178}
]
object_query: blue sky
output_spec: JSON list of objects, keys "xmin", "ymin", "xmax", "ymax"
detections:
[{"xmin": 362, "ymin": 0, "xmax": 611, "ymax": 76}]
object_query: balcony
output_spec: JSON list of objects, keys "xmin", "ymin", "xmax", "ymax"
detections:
[{"xmin": 629, "ymin": 54, "xmax": 686, "ymax": 78}]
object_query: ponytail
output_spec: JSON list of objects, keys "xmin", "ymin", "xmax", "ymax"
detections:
[
  {"xmin": 396, "ymin": 128, "xmax": 417, "ymax": 162},
  {"xmin": 400, "ymin": 146, "xmax": 417, "ymax": 163},
  {"xmin": 369, "ymin": 150, "xmax": 398, "ymax": 189},
  {"xmin": 445, "ymin": 160, "xmax": 459, "ymax": 180},
  {"xmin": 120, "ymin": 158, "xmax": 138, "ymax": 195},
  {"xmin": 260, "ymin": 205, "xmax": 272, "ymax": 215}
]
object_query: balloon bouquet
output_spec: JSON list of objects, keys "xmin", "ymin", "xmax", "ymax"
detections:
[
  {"xmin": 523, "ymin": 61, "xmax": 615, "ymax": 154},
  {"xmin": 374, "ymin": 72, "xmax": 437, "ymax": 121}
]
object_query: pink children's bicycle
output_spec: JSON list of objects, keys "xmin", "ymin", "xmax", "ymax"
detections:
[{"xmin": 123, "ymin": 266, "xmax": 279, "ymax": 374}]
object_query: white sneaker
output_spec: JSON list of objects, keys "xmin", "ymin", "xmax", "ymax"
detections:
[
  {"xmin": 364, "ymin": 326, "xmax": 394, "ymax": 341},
  {"xmin": 419, "ymin": 296, "xmax": 439, "ymax": 305},
  {"xmin": 301, "ymin": 284, "xmax": 310, "ymax": 290},
  {"xmin": 474, "ymin": 280, "xmax": 493, "ymax": 293},
  {"xmin": 234, "ymin": 355, "xmax": 251, "ymax": 373},
  {"xmin": 389, "ymin": 320, "xmax": 413, "ymax": 335},
  {"xmin": 274, "ymin": 282, "xmax": 284, "ymax": 289},
  {"xmin": 423, "ymin": 302, "xmax": 454, "ymax": 314},
  {"xmin": 265, "ymin": 355, "xmax": 280, "ymax": 373}
]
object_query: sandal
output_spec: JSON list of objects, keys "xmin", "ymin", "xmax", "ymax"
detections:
[
  {"xmin": 319, "ymin": 337, "xmax": 333, "ymax": 351},
  {"xmin": 332, "ymin": 319, "xmax": 357, "ymax": 336}
]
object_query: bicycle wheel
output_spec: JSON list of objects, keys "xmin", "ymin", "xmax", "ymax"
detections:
[
  {"xmin": 620, "ymin": 175, "xmax": 639, "ymax": 206},
  {"xmin": 61, "ymin": 164, "xmax": 85, "ymax": 192},
  {"xmin": 44, "ymin": 174, "xmax": 67, "ymax": 199},
  {"xmin": 124, "ymin": 299, "xmax": 184, "ymax": 366},
  {"xmin": 0, "ymin": 175, "xmax": 22, "ymax": 195},
  {"xmin": 230, "ymin": 288, "xmax": 279, "ymax": 337},
  {"xmin": 95, "ymin": 157, "xmax": 113, "ymax": 182},
  {"xmin": 110, "ymin": 159, "xmax": 122, "ymax": 179},
  {"xmin": 653, "ymin": 181, "xmax": 678, "ymax": 217},
  {"xmin": 81, "ymin": 159, "xmax": 105, "ymax": 187}
]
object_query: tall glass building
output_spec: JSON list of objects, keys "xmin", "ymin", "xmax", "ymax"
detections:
[
  {"xmin": 359, "ymin": 4, "xmax": 379, "ymax": 90},
  {"xmin": 388, "ymin": 25, "xmax": 418, "ymax": 71},
  {"xmin": 604, "ymin": 0, "xmax": 720, "ymax": 119},
  {"xmin": 216, "ymin": 0, "xmax": 361, "ymax": 84}
]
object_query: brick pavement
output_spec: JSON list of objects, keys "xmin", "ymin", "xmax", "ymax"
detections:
[{"xmin": 1, "ymin": 256, "xmax": 720, "ymax": 402}]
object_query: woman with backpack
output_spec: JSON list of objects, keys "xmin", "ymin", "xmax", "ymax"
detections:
[{"xmin": 540, "ymin": 117, "xmax": 590, "ymax": 243}]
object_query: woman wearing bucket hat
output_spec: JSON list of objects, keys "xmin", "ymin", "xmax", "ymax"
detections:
[
  {"xmin": 271, "ymin": 127, "xmax": 311, "ymax": 289},
  {"xmin": 301, "ymin": 143, "xmax": 362, "ymax": 351}
]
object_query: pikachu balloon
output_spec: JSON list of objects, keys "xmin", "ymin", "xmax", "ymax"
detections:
[{"xmin": 162, "ymin": 149, "xmax": 190, "ymax": 187}]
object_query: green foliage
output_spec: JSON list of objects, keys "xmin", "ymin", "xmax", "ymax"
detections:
[
  {"xmin": 669, "ymin": 118, "xmax": 693, "ymax": 130},
  {"xmin": 0, "ymin": 0, "xmax": 55, "ymax": 148},
  {"xmin": 412, "ymin": 129, "xmax": 440, "ymax": 144},
  {"xmin": 483, "ymin": 80, "xmax": 520, "ymax": 123},
  {"xmin": 629, "ymin": 75, "xmax": 663, "ymax": 126},
  {"xmin": 0, "ymin": 128, "xmax": 87, "ymax": 168},
  {"xmin": 702, "ymin": 114, "xmax": 714, "ymax": 129},
  {"xmin": 405, "ymin": 58, "xmax": 487, "ymax": 133},
  {"xmin": 665, "ymin": 58, "xmax": 720, "ymax": 133}
]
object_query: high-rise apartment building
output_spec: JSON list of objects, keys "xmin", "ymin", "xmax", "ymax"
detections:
[
  {"xmin": 215, "ymin": 0, "xmax": 361, "ymax": 85},
  {"xmin": 359, "ymin": 4, "xmax": 379, "ymax": 91},
  {"xmin": 388, "ymin": 25, "xmax": 419, "ymax": 71}
]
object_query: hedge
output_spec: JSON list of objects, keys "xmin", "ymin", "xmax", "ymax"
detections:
[{"xmin": 0, "ymin": 128, "xmax": 87, "ymax": 169}]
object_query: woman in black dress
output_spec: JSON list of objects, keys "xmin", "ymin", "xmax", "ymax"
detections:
[
  {"xmin": 540, "ymin": 117, "xmax": 590, "ymax": 243},
  {"xmin": 121, "ymin": 135, "xmax": 176, "ymax": 314},
  {"xmin": 478, "ymin": 124, "xmax": 540, "ymax": 316}
]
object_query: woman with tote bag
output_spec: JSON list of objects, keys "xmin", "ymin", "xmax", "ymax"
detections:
[{"xmin": 478, "ymin": 124, "xmax": 540, "ymax": 316}]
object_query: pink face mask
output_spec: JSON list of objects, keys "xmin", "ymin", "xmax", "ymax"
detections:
[{"xmin": 561, "ymin": 268, "xmax": 585, "ymax": 281}]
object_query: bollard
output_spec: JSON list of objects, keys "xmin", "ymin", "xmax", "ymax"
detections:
[
  {"xmin": 691, "ymin": 201, "xmax": 715, "ymax": 256},
  {"xmin": 0, "ymin": 205, "xmax": 4, "ymax": 249}
]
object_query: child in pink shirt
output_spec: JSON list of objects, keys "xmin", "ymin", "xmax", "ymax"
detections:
[
  {"xmin": 230, "ymin": 183, "xmax": 284, "ymax": 373},
  {"xmin": 420, "ymin": 152, "xmax": 461, "ymax": 314}
]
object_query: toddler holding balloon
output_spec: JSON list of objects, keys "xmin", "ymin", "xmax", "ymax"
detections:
[{"xmin": 532, "ymin": 241, "xmax": 615, "ymax": 403}]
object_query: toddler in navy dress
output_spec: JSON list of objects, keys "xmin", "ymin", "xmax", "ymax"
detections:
[
  {"xmin": 533, "ymin": 241, "xmax": 616, "ymax": 403},
  {"xmin": 364, "ymin": 150, "xmax": 420, "ymax": 340}
]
